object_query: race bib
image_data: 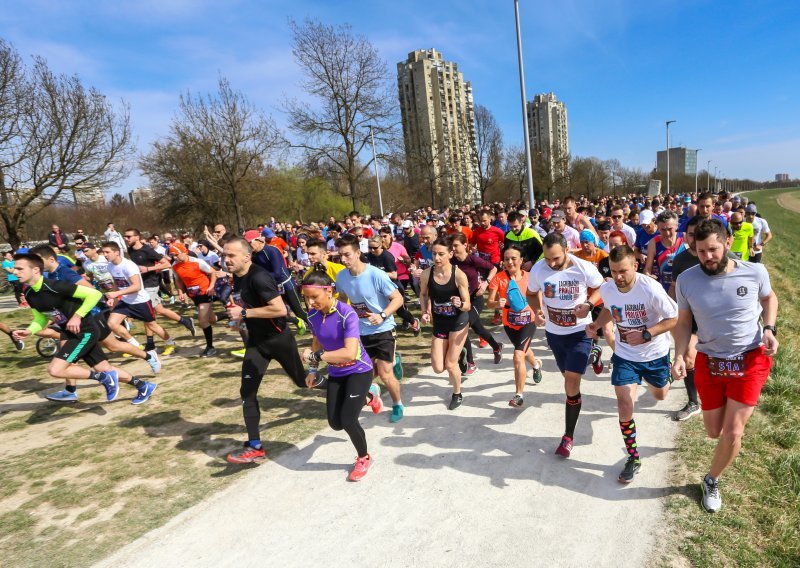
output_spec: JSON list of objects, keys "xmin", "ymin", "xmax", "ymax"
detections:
[
  {"xmin": 351, "ymin": 302, "xmax": 371, "ymax": 318},
  {"xmin": 277, "ymin": 282, "xmax": 285, "ymax": 295},
  {"xmin": 231, "ymin": 292, "xmax": 245, "ymax": 308},
  {"xmin": 477, "ymin": 251, "xmax": 492, "ymax": 263},
  {"xmin": 187, "ymin": 285, "xmax": 201, "ymax": 298},
  {"xmin": 113, "ymin": 277, "xmax": 129, "ymax": 290},
  {"xmin": 507, "ymin": 309, "xmax": 531, "ymax": 326},
  {"xmin": 95, "ymin": 275, "xmax": 117, "ymax": 292},
  {"xmin": 618, "ymin": 324, "xmax": 646, "ymax": 344},
  {"xmin": 432, "ymin": 301, "xmax": 457, "ymax": 317},
  {"xmin": 546, "ymin": 306, "xmax": 577, "ymax": 327},
  {"xmin": 44, "ymin": 309, "xmax": 68, "ymax": 326},
  {"xmin": 707, "ymin": 354, "xmax": 746, "ymax": 379}
]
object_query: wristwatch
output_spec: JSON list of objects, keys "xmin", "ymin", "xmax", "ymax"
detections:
[
  {"xmin": 240, "ymin": 308, "xmax": 247, "ymax": 320},
  {"xmin": 763, "ymin": 324, "xmax": 777, "ymax": 335},
  {"xmin": 642, "ymin": 330, "xmax": 652, "ymax": 342},
  {"xmin": 585, "ymin": 301, "xmax": 595, "ymax": 310},
  {"xmin": 380, "ymin": 311, "xmax": 388, "ymax": 321}
]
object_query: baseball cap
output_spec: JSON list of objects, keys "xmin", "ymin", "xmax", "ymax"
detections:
[
  {"xmin": 261, "ymin": 227, "xmax": 275, "ymax": 239},
  {"xmin": 550, "ymin": 210, "xmax": 566, "ymax": 221},
  {"xmin": 579, "ymin": 230, "xmax": 596, "ymax": 244},
  {"xmin": 402, "ymin": 220, "xmax": 413, "ymax": 229},
  {"xmin": 169, "ymin": 243, "xmax": 188, "ymax": 256},
  {"xmin": 684, "ymin": 196, "xmax": 691, "ymax": 203},
  {"xmin": 639, "ymin": 209, "xmax": 656, "ymax": 225},
  {"xmin": 243, "ymin": 230, "xmax": 262, "ymax": 242},
  {"xmin": 745, "ymin": 204, "xmax": 757, "ymax": 214},
  {"xmin": 518, "ymin": 209, "xmax": 527, "ymax": 216}
]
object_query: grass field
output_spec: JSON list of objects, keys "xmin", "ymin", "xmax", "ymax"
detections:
[
  {"xmin": 664, "ymin": 187, "xmax": 800, "ymax": 567},
  {"xmin": 0, "ymin": 303, "xmax": 428, "ymax": 568}
]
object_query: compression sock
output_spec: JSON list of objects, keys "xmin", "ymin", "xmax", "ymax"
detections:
[
  {"xmin": 66, "ymin": 385, "xmax": 77, "ymax": 393},
  {"xmin": 202, "ymin": 325, "xmax": 213, "ymax": 348},
  {"xmin": 619, "ymin": 418, "xmax": 639, "ymax": 460},
  {"xmin": 248, "ymin": 439, "xmax": 262, "ymax": 450},
  {"xmin": 130, "ymin": 377, "xmax": 145, "ymax": 389},
  {"xmin": 145, "ymin": 335, "xmax": 156, "ymax": 351},
  {"xmin": 685, "ymin": 368, "xmax": 698, "ymax": 404},
  {"xmin": 565, "ymin": 393, "xmax": 582, "ymax": 439}
]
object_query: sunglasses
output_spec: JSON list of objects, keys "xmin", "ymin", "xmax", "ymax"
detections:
[
  {"xmin": 369, "ymin": 246, "xmax": 381, "ymax": 250},
  {"xmin": 611, "ymin": 215, "xmax": 623, "ymax": 219}
]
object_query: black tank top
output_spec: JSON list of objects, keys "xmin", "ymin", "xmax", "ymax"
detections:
[{"xmin": 430, "ymin": 265, "xmax": 460, "ymax": 317}]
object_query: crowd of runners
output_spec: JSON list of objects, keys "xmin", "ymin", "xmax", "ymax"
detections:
[{"xmin": 0, "ymin": 190, "xmax": 778, "ymax": 510}]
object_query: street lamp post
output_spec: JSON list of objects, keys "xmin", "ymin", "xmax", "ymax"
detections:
[
  {"xmin": 368, "ymin": 125, "xmax": 384, "ymax": 218},
  {"xmin": 706, "ymin": 159, "xmax": 712, "ymax": 192},
  {"xmin": 665, "ymin": 120, "xmax": 676, "ymax": 195},
  {"xmin": 514, "ymin": 0, "xmax": 535, "ymax": 208},
  {"xmin": 713, "ymin": 166, "xmax": 718, "ymax": 192},
  {"xmin": 694, "ymin": 148, "xmax": 702, "ymax": 193}
]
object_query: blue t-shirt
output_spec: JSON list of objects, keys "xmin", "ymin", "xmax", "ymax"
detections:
[
  {"xmin": 307, "ymin": 301, "xmax": 373, "ymax": 378},
  {"xmin": 47, "ymin": 264, "xmax": 83, "ymax": 285},
  {"xmin": 3, "ymin": 259, "xmax": 18, "ymax": 281},
  {"xmin": 335, "ymin": 264, "xmax": 397, "ymax": 335},
  {"xmin": 635, "ymin": 227, "xmax": 659, "ymax": 252}
]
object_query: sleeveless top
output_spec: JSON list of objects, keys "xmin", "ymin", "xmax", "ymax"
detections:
[
  {"xmin": 429, "ymin": 265, "xmax": 461, "ymax": 319},
  {"xmin": 653, "ymin": 235, "xmax": 686, "ymax": 292}
]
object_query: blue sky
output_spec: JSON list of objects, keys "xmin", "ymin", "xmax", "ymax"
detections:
[{"xmin": 2, "ymin": 0, "xmax": 798, "ymax": 195}]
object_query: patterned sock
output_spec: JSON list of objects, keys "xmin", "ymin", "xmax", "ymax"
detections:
[
  {"xmin": 619, "ymin": 418, "xmax": 640, "ymax": 461},
  {"xmin": 565, "ymin": 393, "xmax": 582, "ymax": 438}
]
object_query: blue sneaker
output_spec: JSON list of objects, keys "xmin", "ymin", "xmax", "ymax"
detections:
[
  {"xmin": 98, "ymin": 370, "xmax": 120, "ymax": 402},
  {"xmin": 390, "ymin": 404, "xmax": 404, "ymax": 423},
  {"xmin": 132, "ymin": 381, "xmax": 157, "ymax": 405},
  {"xmin": 393, "ymin": 352, "xmax": 404, "ymax": 380},
  {"xmin": 46, "ymin": 389, "xmax": 78, "ymax": 403}
]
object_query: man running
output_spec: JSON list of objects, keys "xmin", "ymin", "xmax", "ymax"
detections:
[
  {"xmin": 527, "ymin": 233, "xmax": 604, "ymax": 458},
  {"xmin": 170, "ymin": 243, "xmax": 218, "ymax": 357},
  {"xmin": 586, "ymin": 245, "xmax": 678, "ymax": 483},
  {"xmin": 672, "ymin": 218, "xmax": 778, "ymax": 513},
  {"xmin": 745, "ymin": 204, "xmax": 771, "ymax": 263}
]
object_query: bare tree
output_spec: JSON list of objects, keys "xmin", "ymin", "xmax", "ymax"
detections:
[
  {"xmin": 473, "ymin": 105, "xmax": 503, "ymax": 205},
  {"xmin": 284, "ymin": 18, "xmax": 397, "ymax": 210},
  {"xmin": 140, "ymin": 77, "xmax": 282, "ymax": 232},
  {"xmin": 502, "ymin": 145, "xmax": 528, "ymax": 203},
  {"xmin": 0, "ymin": 40, "xmax": 133, "ymax": 247}
]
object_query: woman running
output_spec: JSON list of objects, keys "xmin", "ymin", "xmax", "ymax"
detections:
[
  {"xmin": 419, "ymin": 237, "xmax": 472, "ymax": 410},
  {"xmin": 301, "ymin": 270, "xmax": 378, "ymax": 482},
  {"xmin": 487, "ymin": 245, "xmax": 542, "ymax": 408}
]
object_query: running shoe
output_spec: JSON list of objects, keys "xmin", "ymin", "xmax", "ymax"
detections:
[
  {"xmin": 493, "ymin": 342, "xmax": 503, "ymax": 364},
  {"xmin": 367, "ymin": 384, "xmax": 383, "ymax": 414},
  {"xmin": 146, "ymin": 350, "xmax": 161, "ymax": 374},
  {"xmin": 509, "ymin": 394, "xmax": 524, "ymax": 408},
  {"xmin": 98, "ymin": 370, "xmax": 120, "ymax": 402},
  {"xmin": 310, "ymin": 373, "xmax": 328, "ymax": 389},
  {"xmin": 478, "ymin": 337, "xmax": 488, "ymax": 348},
  {"xmin": 182, "ymin": 317, "xmax": 197, "ymax": 336},
  {"xmin": 348, "ymin": 454, "xmax": 372, "ymax": 482},
  {"xmin": 393, "ymin": 352, "xmax": 404, "ymax": 380},
  {"xmin": 590, "ymin": 346, "xmax": 604, "ymax": 375},
  {"xmin": 122, "ymin": 344, "xmax": 144, "ymax": 358},
  {"xmin": 411, "ymin": 318, "xmax": 421, "ymax": 337},
  {"xmin": 13, "ymin": 338, "xmax": 24, "ymax": 351},
  {"xmin": 701, "ymin": 475, "xmax": 722, "ymax": 513},
  {"xmin": 448, "ymin": 392, "xmax": 463, "ymax": 410},
  {"xmin": 491, "ymin": 312, "xmax": 502, "ymax": 326},
  {"xmin": 131, "ymin": 381, "xmax": 157, "ymax": 405},
  {"xmin": 464, "ymin": 362, "xmax": 478, "ymax": 376},
  {"xmin": 458, "ymin": 347, "xmax": 468, "ymax": 374},
  {"xmin": 531, "ymin": 363, "xmax": 543, "ymax": 384},
  {"xmin": 674, "ymin": 401, "xmax": 701, "ymax": 422},
  {"xmin": 555, "ymin": 435, "xmax": 573, "ymax": 458},
  {"xmin": 226, "ymin": 442, "xmax": 266, "ymax": 465},
  {"xmin": 296, "ymin": 319, "xmax": 307, "ymax": 336},
  {"xmin": 162, "ymin": 344, "xmax": 176, "ymax": 356},
  {"xmin": 231, "ymin": 348, "xmax": 246, "ymax": 358},
  {"xmin": 618, "ymin": 456, "xmax": 641, "ymax": 484},
  {"xmin": 200, "ymin": 346, "xmax": 217, "ymax": 357},
  {"xmin": 46, "ymin": 389, "xmax": 78, "ymax": 403},
  {"xmin": 390, "ymin": 404, "xmax": 404, "ymax": 423}
]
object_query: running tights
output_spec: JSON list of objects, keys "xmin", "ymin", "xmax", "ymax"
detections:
[
  {"xmin": 282, "ymin": 285, "xmax": 309, "ymax": 325},
  {"xmin": 326, "ymin": 371, "xmax": 373, "ymax": 458}
]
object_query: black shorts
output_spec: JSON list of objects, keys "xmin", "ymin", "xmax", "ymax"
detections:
[
  {"xmin": 360, "ymin": 330, "xmax": 396, "ymax": 364},
  {"xmin": 112, "ymin": 301, "xmax": 155, "ymax": 322},
  {"xmin": 504, "ymin": 323, "xmax": 536, "ymax": 352},
  {"xmin": 432, "ymin": 311, "xmax": 469, "ymax": 339},
  {"xmin": 54, "ymin": 321, "xmax": 106, "ymax": 367},
  {"xmin": 189, "ymin": 294, "xmax": 214, "ymax": 306}
]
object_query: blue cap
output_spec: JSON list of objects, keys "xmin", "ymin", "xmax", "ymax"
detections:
[
  {"xmin": 579, "ymin": 230, "xmax": 596, "ymax": 244},
  {"xmin": 261, "ymin": 227, "xmax": 275, "ymax": 239}
]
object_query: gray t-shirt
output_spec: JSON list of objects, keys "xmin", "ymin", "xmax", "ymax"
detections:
[{"xmin": 675, "ymin": 260, "xmax": 772, "ymax": 358}]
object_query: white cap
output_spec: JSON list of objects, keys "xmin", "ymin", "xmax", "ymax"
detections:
[
  {"xmin": 401, "ymin": 220, "xmax": 413, "ymax": 229},
  {"xmin": 639, "ymin": 209, "xmax": 655, "ymax": 225}
]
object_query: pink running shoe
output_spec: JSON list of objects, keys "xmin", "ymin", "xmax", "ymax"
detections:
[
  {"xmin": 555, "ymin": 435, "xmax": 573, "ymax": 458},
  {"xmin": 348, "ymin": 454, "xmax": 372, "ymax": 481},
  {"xmin": 367, "ymin": 384, "xmax": 383, "ymax": 414}
]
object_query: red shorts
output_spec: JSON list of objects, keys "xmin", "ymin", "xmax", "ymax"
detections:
[{"xmin": 695, "ymin": 346, "xmax": 772, "ymax": 410}]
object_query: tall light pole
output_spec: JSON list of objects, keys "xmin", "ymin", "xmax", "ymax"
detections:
[
  {"xmin": 694, "ymin": 148, "xmax": 702, "ymax": 194},
  {"xmin": 665, "ymin": 120, "xmax": 676, "ymax": 195},
  {"xmin": 706, "ymin": 159, "xmax": 712, "ymax": 192},
  {"xmin": 713, "ymin": 166, "xmax": 718, "ymax": 192},
  {"xmin": 368, "ymin": 125, "xmax": 384, "ymax": 217},
  {"xmin": 514, "ymin": 0, "xmax": 535, "ymax": 208}
]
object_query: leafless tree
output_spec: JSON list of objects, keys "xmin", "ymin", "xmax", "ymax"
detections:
[
  {"xmin": 284, "ymin": 18, "xmax": 397, "ymax": 210},
  {"xmin": 473, "ymin": 105, "xmax": 503, "ymax": 205},
  {"xmin": 0, "ymin": 40, "xmax": 134, "ymax": 247}
]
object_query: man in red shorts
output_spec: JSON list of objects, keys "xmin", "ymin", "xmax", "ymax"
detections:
[{"xmin": 672, "ymin": 218, "xmax": 778, "ymax": 513}]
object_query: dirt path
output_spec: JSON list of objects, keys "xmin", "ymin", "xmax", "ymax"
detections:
[
  {"xmin": 95, "ymin": 334, "xmax": 685, "ymax": 568},
  {"xmin": 776, "ymin": 190, "xmax": 800, "ymax": 213}
]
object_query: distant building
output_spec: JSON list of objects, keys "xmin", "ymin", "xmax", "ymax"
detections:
[
  {"xmin": 526, "ymin": 93, "xmax": 569, "ymax": 179},
  {"xmin": 397, "ymin": 48, "xmax": 479, "ymax": 205},
  {"xmin": 128, "ymin": 187, "xmax": 155, "ymax": 207},
  {"xmin": 656, "ymin": 147, "xmax": 698, "ymax": 176},
  {"xmin": 775, "ymin": 173, "xmax": 790, "ymax": 182}
]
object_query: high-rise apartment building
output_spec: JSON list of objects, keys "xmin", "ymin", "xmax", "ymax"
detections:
[
  {"xmin": 526, "ymin": 93, "xmax": 569, "ymax": 178},
  {"xmin": 656, "ymin": 147, "xmax": 698, "ymax": 176},
  {"xmin": 397, "ymin": 49, "xmax": 479, "ymax": 205},
  {"xmin": 775, "ymin": 173, "xmax": 790, "ymax": 182}
]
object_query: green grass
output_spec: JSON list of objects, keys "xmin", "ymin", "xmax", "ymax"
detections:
[{"xmin": 665, "ymin": 188, "xmax": 800, "ymax": 567}]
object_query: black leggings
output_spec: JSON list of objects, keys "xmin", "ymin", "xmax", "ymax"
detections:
[
  {"xmin": 464, "ymin": 294, "xmax": 499, "ymax": 363},
  {"xmin": 327, "ymin": 370, "xmax": 373, "ymax": 457},
  {"xmin": 282, "ymin": 284, "xmax": 309, "ymax": 325},
  {"xmin": 239, "ymin": 329, "xmax": 307, "ymax": 441},
  {"xmin": 11, "ymin": 281, "xmax": 23, "ymax": 304}
]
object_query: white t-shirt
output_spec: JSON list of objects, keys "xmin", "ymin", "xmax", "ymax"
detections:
[
  {"xmin": 528, "ymin": 254, "xmax": 604, "ymax": 334},
  {"xmin": 614, "ymin": 223, "xmax": 638, "ymax": 248},
  {"xmin": 107, "ymin": 258, "xmax": 150, "ymax": 304},
  {"xmin": 551, "ymin": 225, "xmax": 581, "ymax": 250},
  {"xmin": 599, "ymin": 274, "xmax": 677, "ymax": 362},
  {"xmin": 751, "ymin": 217, "xmax": 770, "ymax": 246}
]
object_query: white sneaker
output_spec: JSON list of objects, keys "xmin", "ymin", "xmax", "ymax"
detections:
[
  {"xmin": 146, "ymin": 350, "xmax": 161, "ymax": 373},
  {"xmin": 701, "ymin": 475, "xmax": 722, "ymax": 513}
]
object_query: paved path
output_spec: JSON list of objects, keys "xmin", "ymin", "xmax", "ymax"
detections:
[
  {"xmin": 97, "ymin": 333, "xmax": 683, "ymax": 568},
  {"xmin": 0, "ymin": 294, "xmax": 20, "ymax": 314}
]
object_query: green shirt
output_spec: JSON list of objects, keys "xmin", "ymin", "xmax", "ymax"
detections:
[{"xmin": 730, "ymin": 222, "xmax": 754, "ymax": 261}]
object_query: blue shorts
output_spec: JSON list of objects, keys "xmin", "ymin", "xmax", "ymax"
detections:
[
  {"xmin": 546, "ymin": 330, "xmax": 592, "ymax": 374},
  {"xmin": 112, "ymin": 300, "xmax": 156, "ymax": 323},
  {"xmin": 611, "ymin": 353, "xmax": 671, "ymax": 388}
]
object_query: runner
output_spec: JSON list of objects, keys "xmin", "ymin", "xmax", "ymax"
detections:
[
  {"xmin": 301, "ymin": 270, "xmax": 376, "ymax": 482},
  {"xmin": 11, "ymin": 253, "xmax": 156, "ymax": 404},
  {"xmin": 419, "ymin": 236, "xmax": 472, "ymax": 410},
  {"xmin": 574, "ymin": 231, "xmax": 614, "ymax": 374},
  {"xmin": 336, "ymin": 233, "xmax": 406, "ymax": 422},
  {"xmin": 586, "ymin": 245, "xmax": 678, "ymax": 483},
  {"xmin": 644, "ymin": 210, "xmax": 685, "ymax": 293},
  {"xmin": 728, "ymin": 211, "xmax": 753, "ymax": 261},
  {"xmin": 672, "ymin": 219, "xmax": 778, "ymax": 513},
  {"xmin": 365, "ymin": 236, "xmax": 420, "ymax": 335},
  {"xmin": 504, "ymin": 211, "xmax": 543, "ymax": 269},
  {"xmin": 527, "ymin": 232, "xmax": 604, "ymax": 457},
  {"xmin": 548, "ymin": 210, "xmax": 581, "ymax": 251},
  {"xmin": 169, "ymin": 243, "xmax": 218, "ymax": 357},
  {"xmin": 745, "ymin": 204, "xmax": 771, "ymax": 263},
  {"xmin": 223, "ymin": 237, "xmax": 309, "ymax": 464},
  {"xmin": 487, "ymin": 245, "xmax": 542, "ymax": 407},
  {"xmin": 609, "ymin": 204, "xmax": 638, "ymax": 248}
]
